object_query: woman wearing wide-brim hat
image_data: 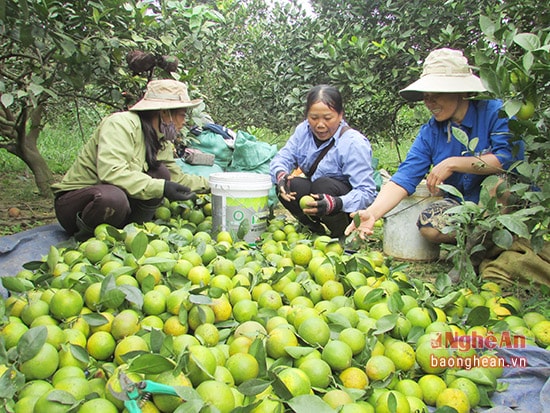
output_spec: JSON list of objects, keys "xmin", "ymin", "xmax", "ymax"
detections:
[
  {"xmin": 345, "ymin": 48, "xmax": 524, "ymax": 252},
  {"xmin": 52, "ymin": 79, "xmax": 209, "ymax": 240}
]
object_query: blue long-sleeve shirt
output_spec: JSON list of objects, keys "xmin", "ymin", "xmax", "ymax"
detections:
[
  {"xmin": 270, "ymin": 121, "xmax": 377, "ymax": 212},
  {"xmin": 391, "ymin": 99, "xmax": 524, "ymax": 203}
]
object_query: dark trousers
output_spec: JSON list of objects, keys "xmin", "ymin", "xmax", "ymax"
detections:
[
  {"xmin": 278, "ymin": 176, "xmax": 351, "ymax": 238},
  {"xmin": 54, "ymin": 165, "xmax": 170, "ymax": 235}
]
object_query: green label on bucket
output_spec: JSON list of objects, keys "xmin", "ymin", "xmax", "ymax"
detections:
[
  {"xmin": 211, "ymin": 194, "xmax": 269, "ymax": 243},
  {"xmin": 226, "ymin": 196, "xmax": 266, "ymax": 210}
]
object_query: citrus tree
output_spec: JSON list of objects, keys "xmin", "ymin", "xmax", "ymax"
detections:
[
  {"xmin": 307, "ymin": 0, "xmax": 485, "ymax": 134},
  {"xmin": 191, "ymin": 0, "xmax": 322, "ymax": 133},
  {"xmin": 442, "ymin": 3, "xmax": 550, "ymax": 276},
  {"xmin": 192, "ymin": 0, "xmax": 510, "ymax": 145},
  {"xmin": 0, "ymin": 0, "xmax": 222, "ymax": 196}
]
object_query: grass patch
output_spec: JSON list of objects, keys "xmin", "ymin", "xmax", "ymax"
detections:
[
  {"xmin": 0, "ymin": 173, "xmax": 43, "ymax": 202},
  {"xmin": 372, "ymin": 140, "xmax": 410, "ymax": 175},
  {"xmin": 38, "ymin": 123, "xmax": 89, "ymax": 174}
]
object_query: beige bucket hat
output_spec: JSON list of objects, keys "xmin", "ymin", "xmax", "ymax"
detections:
[
  {"xmin": 399, "ymin": 48, "xmax": 486, "ymax": 102},
  {"xmin": 129, "ymin": 79, "xmax": 202, "ymax": 111}
]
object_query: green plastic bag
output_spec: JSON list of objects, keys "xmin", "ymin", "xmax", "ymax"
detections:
[
  {"xmin": 227, "ymin": 131, "xmax": 278, "ymax": 172},
  {"xmin": 175, "ymin": 158, "xmax": 224, "ymax": 178},
  {"xmin": 227, "ymin": 131, "xmax": 278, "ymax": 207},
  {"xmin": 190, "ymin": 130, "xmax": 234, "ymax": 170}
]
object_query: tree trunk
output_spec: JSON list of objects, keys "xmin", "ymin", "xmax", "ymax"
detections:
[
  {"xmin": 20, "ymin": 144, "xmax": 55, "ymax": 198},
  {"xmin": 15, "ymin": 105, "xmax": 55, "ymax": 198}
]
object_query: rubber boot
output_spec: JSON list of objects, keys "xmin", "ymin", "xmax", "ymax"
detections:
[
  {"xmin": 321, "ymin": 212, "xmax": 351, "ymax": 240},
  {"xmin": 293, "ymin": 211, "xmax": 327, "ymax": 235},
  {"xmin": 129, "ymin": 199, "xmax": 163, "ymax": 224},
  {"xmin": 74, "ymin": 212, "xmax": 95, "ymax": 242}
]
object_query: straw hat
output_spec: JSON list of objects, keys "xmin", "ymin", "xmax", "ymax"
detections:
[
  {"xmin": 399, "ymin": 48, "xmax": 486, "ymax": 102},
  {"xmin": 129, "ymin": 79, "xmax": 202, "ymax": 111}
]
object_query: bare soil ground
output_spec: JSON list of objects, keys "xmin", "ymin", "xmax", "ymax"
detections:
[{"xmin": 0, "ymin": 172, "xmax": 59, "ymax": 236}]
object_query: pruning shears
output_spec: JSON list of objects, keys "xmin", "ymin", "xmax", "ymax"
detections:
[{"xmin": 109, "ymin": 371, "xmax": 182, "ymax": 413}]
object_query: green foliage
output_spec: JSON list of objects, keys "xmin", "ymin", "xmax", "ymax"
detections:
[
  {"xmin": 0, "ymin": 0, "xmax": 224, "ymax": 195},
  {"xmin": 2, "ymin": 1, "xmax": 129, "ymax": 112},
  {"xmin": 194, "ymin": 0, "xmax": 497, "ymax": 141},
  {"xmin": 191, "ymin": 0, "xmax": 318, "ymax": 132},
  {"xmin": 244, "ymin": 126, "xmax": 291, "ymax": 149},
  {"xmin": 0, "ymin": 0, "xmax": 225, "ymax": 116},
  {"xmin": 439, "ymin": 3, "xmax": 550, "ymax": 276}
]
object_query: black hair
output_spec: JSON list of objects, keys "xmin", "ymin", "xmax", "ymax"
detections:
[
  {"xmin": 305, "ymin": 85, "xmax": 344, "ymax": 117},
  {"xmin": 137, "ymin": 110, "xmax": 163, "ymax": 169}
]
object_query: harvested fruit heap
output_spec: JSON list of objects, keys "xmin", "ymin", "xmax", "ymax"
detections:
[{"xmin": 1, "ymin": 195, "xmax": 549, "ymax": 413}]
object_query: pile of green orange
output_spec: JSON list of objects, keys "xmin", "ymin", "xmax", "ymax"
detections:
[{"xmin": 0, "ymin": 195, "xmax": 549, "ymax": 413}]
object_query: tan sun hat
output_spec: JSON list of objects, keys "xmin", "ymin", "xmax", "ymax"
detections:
[
  {"xmin": 129, "ymin": 79, "xmax": 202, "ymax": 111},
  {"xmin": 399, "ymin": 48, "xmax": 486, "ymax": 102}
]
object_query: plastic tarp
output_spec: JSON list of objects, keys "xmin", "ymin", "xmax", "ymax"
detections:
[
  {"xmin": 0, "ymin": 224, "xmax": 70, "ymax": 297},
  {"xmin": 175, "ymin": 159, "xmax": 224, "ymax": 178},
  {"xmin": 481, "ymin": 345, "xmax": 550, "ymax": 413}
]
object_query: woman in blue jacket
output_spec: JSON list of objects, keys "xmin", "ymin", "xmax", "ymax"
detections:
[
  {"xmin": 345, "ymin": 48, "xmax": 524, "ymax": 246},
  {"xmin": 270, "ymin": 85, "xmax": 377, "ymax": 238}
]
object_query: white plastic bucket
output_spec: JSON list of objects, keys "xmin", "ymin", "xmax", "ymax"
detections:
[
  {"xmin": 383, "ymin": 183, "xmax": 441, "ymax": 262},
  {"xmin": 209, "ymin": 172, "xmax": 273, "ymax": 243}
]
